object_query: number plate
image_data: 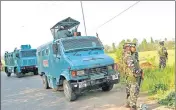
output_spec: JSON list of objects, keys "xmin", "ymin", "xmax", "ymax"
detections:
[
  {"xmin": 79, "ymin": 81, "xmax": 87, "ymax": 88},
  {"xmin": 112, "ymin": 74, "xmax": 118, "ymax": 80}
]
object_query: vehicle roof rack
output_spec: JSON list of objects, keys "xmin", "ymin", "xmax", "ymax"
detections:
[{"xmin": 50, "ymin": 17, "xmax": 80, "ymax": 40}]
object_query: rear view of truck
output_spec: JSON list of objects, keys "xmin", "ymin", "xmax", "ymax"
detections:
[{"xmin": 4, "ymin": 45, "xmax": 38, "ymax": 78}]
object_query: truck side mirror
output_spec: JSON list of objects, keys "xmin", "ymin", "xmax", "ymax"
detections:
[{"xmin": 52, "ymin": 44, "xmax": 58, "ymax": 54}]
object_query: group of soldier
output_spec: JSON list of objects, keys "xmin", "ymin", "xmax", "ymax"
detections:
[{"xmin": 122, "ymin": 41, "xmax": 168, "ymax": 110}]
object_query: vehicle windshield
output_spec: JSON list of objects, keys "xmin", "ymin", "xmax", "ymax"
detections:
[
  {"xmin": 61, "ymin": 37, "xmax": 103, "ymax": 52},
  {"xmin": 20, "ymin": 50, "xmax": 36, "ymax": 57}
]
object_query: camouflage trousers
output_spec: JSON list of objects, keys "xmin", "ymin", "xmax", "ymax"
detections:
[
  {"xmin": 159, "ymin": 57, "xmax": 166, "ymax": 69},
  {"xmin": 126, "ymin": 81, "xmax": 140, "ymax": 107}
]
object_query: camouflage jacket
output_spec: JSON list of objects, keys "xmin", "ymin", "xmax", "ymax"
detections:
[
  {"xmin": 158, "ymin": 46, "xmax": 168, "ymax": 58},
  {"xmin": 123, "ymin": 51, "xmax": 141, "ymax": 82}
]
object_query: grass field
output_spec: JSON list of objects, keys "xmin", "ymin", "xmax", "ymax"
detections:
[{"xmin": 108, "ymin": 49, "xmax": 175, "ymax": 66}]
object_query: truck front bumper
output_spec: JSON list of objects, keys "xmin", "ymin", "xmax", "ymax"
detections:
[
  {"xmin": 21, "ymin": 66, "xmax": 38, "ymax": 72},
  {"xmin": 70, "ymin": 73, "xmax": 120, "ymax": 93}
]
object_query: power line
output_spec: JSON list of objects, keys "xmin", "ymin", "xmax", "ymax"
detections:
[
  {"xmin": 97, "ymin": 1, "xmax": 140, "ymax": 32},
  {"xmin": 80, "ymin": 1, "xmax": 87, "ymax": 36}
]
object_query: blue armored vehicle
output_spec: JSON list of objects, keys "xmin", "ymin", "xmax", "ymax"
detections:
[
  {"xmin": 37, "ymin": 17, "xmax": 120, "ymax": 101},
  {"xmin": 4, "ymin": 45, "xmax": 38, "ymax": 78}
]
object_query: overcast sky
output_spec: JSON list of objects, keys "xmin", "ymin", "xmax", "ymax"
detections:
[{"xmin": 1, "ymin": 1, "xmax": 175, "ymax": 55}]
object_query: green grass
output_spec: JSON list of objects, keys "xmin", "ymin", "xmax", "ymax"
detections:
[
  {"xmin": 141, "ymin": 65, "xmax": 174, "ymax": 92},
  {"xmin": 141, "ymin": 64, "xmax": 175, "ymax": 107},
  {"xmin": 139, "ymin": 50, "xmax": 175, "ymax": 66}
]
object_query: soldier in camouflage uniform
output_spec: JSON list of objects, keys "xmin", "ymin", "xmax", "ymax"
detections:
[
  {"xmin": 158, "ymin": 41, "xmax": 168, "ymax": 69},
  {"xmin": 123, "ymin": 43, "xmax": 143, "ymax": 110}
]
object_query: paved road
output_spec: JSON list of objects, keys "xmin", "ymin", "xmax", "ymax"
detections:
[{"xmin": 1, "ymin": 72, "xmax": 172, "ymax": 110}]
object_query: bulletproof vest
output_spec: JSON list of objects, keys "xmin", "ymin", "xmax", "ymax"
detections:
[
  {"xmin": 162, "ymin": 47, "xmax": 167, "ymax": 54},
  {"xmin": 159, "ymin": 46, "xmax": 167, "ymax": 57}
]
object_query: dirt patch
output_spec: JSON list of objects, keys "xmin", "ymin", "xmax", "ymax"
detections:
[{"xmin": 140, "ymin": 62, "xmax": 156, "ymax": 69}]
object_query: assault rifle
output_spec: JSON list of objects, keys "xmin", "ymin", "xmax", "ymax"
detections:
[{"xmin": 135, "ymin": 69, "xmax": 144, "ymax": 87}]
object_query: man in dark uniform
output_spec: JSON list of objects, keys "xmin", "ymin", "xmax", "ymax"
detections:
[{"xmin": 158, "ymin": 41, "xmax": 168, "ymax": 69}]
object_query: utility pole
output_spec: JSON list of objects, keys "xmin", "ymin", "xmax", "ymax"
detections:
[{"xmin": 80, "ymin": 1, "xmax": 87, "ymax": 36}]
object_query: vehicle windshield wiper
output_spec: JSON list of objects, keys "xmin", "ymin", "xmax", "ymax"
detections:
[
  {"xmin": 88, "ymin": 48, "xmax": 101, "ymax": 54},
  {"xmin": 73, "ymin": 48, "xmax": 90, "ymax": 56}
]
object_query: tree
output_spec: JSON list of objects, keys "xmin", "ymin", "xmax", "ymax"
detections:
[
  {"xmin": 164, "ymin": 38, "xmax": 167, "ymax": 42},
  {"xmin": 139, "ymin": 38, "xmax": 148, "ymax": 51},
  {"xmin": 155, "ymin": 40, "xmax": 159, "ymax": 44},
  {"xmin": 126, "ymin": 39, "xmax": 131, "ymax": 42},
  {"xmin": 112, "ymin": 43, "xmax": 116, "ymax": 52},
  {"xmin": 104, "ymin": 45, "xmax": 111, "ymax": 53},
  {"xmin": 115, "ymin": 40, "xmax": 125, "ymax": 62},
  {"xmin": 132, "ymin": 38, "xmax": 138, "ymax": 43},
  {"xmin": 150, "ymin": 37, "xmax": 154, "ymax": 44}
]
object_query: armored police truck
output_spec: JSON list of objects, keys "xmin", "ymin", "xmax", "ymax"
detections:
[
  {"xmin": 37, "ymin": 17, "xmax": 120, "ymax": 101},
  {"xmin": 4, "ymin": 45, "xmax": 38, "ymax": 78}
]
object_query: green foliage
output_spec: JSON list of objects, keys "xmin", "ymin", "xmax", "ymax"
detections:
[
  {"xmin": 132, "ymin": 38, "xmax": 138, "ymax": 44},
  {"xmin": 104, "ymin": 45, "xmax": 112, "ymax": 53},
  {"xmin": 150, "ymin": 37, "xmax": 154, "ymax": 44},
  {"xmin": 148, "ymin": 83, "xmax": 168, "ymax": 95},
  {"xmin": 141, "ymin": 65, "xmax": 174, "ymax": 107},
  {"xmin": 141, "ymin": 65, "xmax": 174, "ymax": 92},
  {"xmin": 115, "ymin": 40, "xmax": 125, "ymax": 62},
  {"xmin": 105, "ymin": 37, "xmax": 175, "ymax": 54},
  {"xmin": 158, "ymin": 91, "xmax": 175, "ymax": 107},
  {"xmin": 138, "ymin": 38, "xmax": 148, "ymax": 51},
  {"xmin": 112, "ymin": 43, "xmax": 116, "ymax": 52},
  {"xmin": 126, "ymin": 39, "xmax": 131, "ymax": 42},
  {"xmin": 145, "ymin": 56, "xmax": 157, "ymax": 66}
]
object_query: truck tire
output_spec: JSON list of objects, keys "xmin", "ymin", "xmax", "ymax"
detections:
[
  {"xmin": 42, "ymin": 75, "xmax": 49, "ymax": 89},
  {"xmin": 16, "ymin": 72, "xmax": 23, "ymax": 78},
  {"xmin": 6, "ymin": 72, "xmax": 11, "ymax": 77},
  {"xmin": 63, "ymin": 80, "xmax": 77, "ymax": 101},
  {"xmin": 14, "ymin": 68, "xmax": 23, "ymax": 78},
  {"xmin": 5, "ymin": 67, "xmax": 11, "ymax": 77},
  {"xmin": 5, "ymin": 67, "xmax": 7, "ymax": 73},
  {"xmin": 102, "ymin": 83, "xmax": 114, "ymax": 91}
]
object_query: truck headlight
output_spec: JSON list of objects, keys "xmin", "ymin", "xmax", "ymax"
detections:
[
  {"xmin": 71, "ymin": 70, "xmax": 85, "ymax": 77},
  {"xmin": 77, "ymin": 70, "xmax": 85, "ymax": 76}
]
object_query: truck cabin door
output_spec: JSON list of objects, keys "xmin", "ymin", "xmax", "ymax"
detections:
[{"xmin": 52, "ymin": 42, "xmax": 62, "ymax": 75}]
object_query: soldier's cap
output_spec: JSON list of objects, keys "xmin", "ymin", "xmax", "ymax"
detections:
[
  {"xmin": 159, "ymin": 41, "xmax": 164, "ymax": 45},
  {"xmin": 159, "ymin": 41, "xmax": 164, "ymax": 43},
  {"xmin": 123, "ymin": 42, "xmax": 136, "ymax": 48}
]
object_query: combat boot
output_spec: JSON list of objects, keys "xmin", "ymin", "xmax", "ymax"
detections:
[
  {"xmin": 125, "ymin": 103, "xmax": 130, "ymax": 108},
  {"xmin": 125, "ymin": 104, "xmax": 130, "ymax": 108}
]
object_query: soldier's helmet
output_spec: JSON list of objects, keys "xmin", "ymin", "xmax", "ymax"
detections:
[
  {"xmin": 123, "ymin": 42, "xmax": 137, "ymax": 53},
  {"xmin": 159, "ymin": 41, "xmax": 164, "ymax": 46}
]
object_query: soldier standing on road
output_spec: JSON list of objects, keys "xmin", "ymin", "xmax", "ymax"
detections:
[
  {"xmin": 123, "ymin": 43, "xmax": 144, "ymax": 110},
  {"xmin": 158, "ymin": 41, "xmax": 168, "ymax": 69}
]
